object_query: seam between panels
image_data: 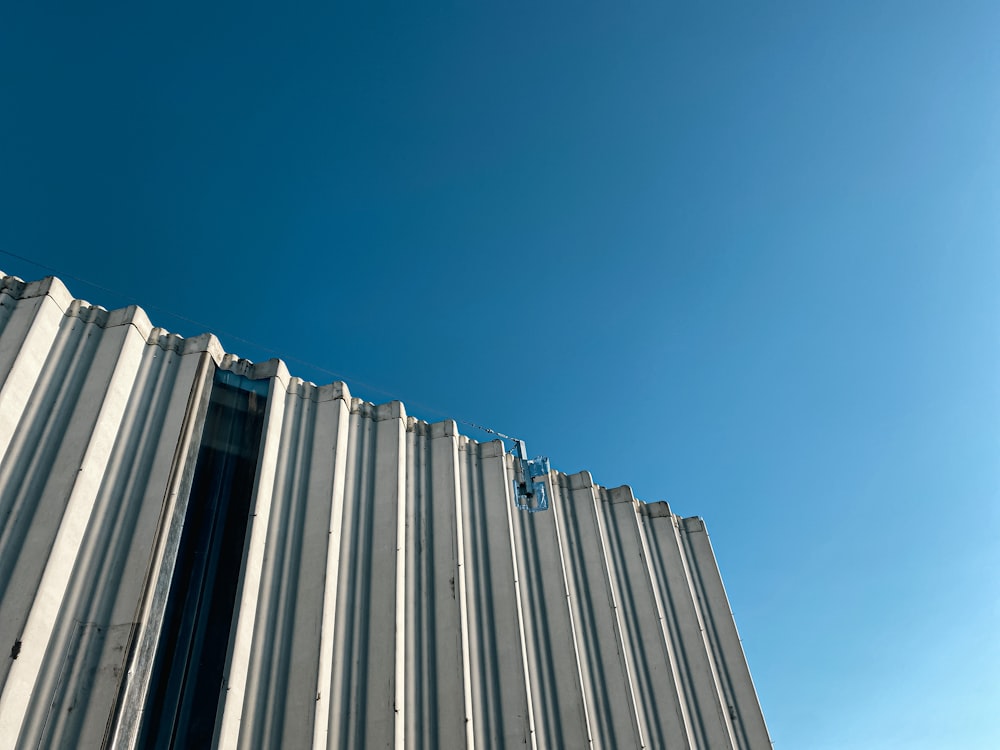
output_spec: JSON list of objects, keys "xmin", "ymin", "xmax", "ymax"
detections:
[
  {"xmin": 454, "ymin": 449, "xmax": 474, "ymax": 750},
  {"xmin": 549, "ymin": 478, "xmax": 594, "ymax": 750},
  {"xmin": 282, "ymin": 397, "xmax": 315, "ymax": 744},
  {"xmin": 240, "ymin": 388, "xmax": 294, "ymax": 749},
  {"xmin": 503, "ymin": 454, "xmax": 539, "ymax": 750},
  {"xmin": 393, "ymin": 417, "xmax": 407, "ymax": 750},
  {"xmin": 667, "ymin": 519, "xmax": 715, "ymax": 748},
  {"xmin": 590, "ymin": 494, "xmax": 645, "ymax": 750},
  {"xmin": 259, "ymin": 388, "xmax": 312, "ymax": 747},
  {"xmin": 694, "ymin": 530, "xmax": 769, "ymax": 750},
  {"xmin": 677, "ymin": 525, "xmax": 739, "ymax": 748},
  {"xmin": 313, "ymin": 398, "xmax": 349, "ymax": 750},
  {"xmin": 633, "ymin": 511, "xmax": 699, "ymax": 748}
]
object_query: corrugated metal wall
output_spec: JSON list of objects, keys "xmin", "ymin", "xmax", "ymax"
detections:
[{"xmin": 0, "ymin": 271, "xmax": 770, "ymax": 749}]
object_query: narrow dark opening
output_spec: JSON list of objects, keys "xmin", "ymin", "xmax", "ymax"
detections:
[{"xmin": 138, "ymin": 370, "xmax": 268, "ymax": 749}]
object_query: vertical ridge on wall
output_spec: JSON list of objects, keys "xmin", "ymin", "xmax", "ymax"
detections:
[
  {"xmin": 313, "ymin": 385, "xmax": 351, "ymax": 749},
  {"xmin": 0, "ymin": 308, "xmax": 141, "ymax": 742},
  {"xmin": 327, "ymin": 400, "xmax": 407, "ymax": 749},
  {"xmin": 514, "ymin": 471, "xmax": 587, "ymax": 749},
  {"xmin": 597, "ymin": 487, "xmax": 695, "ymax": 748},
  {"xmin": 218, "ymin": 379, "xmax": 346, "ymax": 748},
  {"xmin": 404, "ymin": 420, "xmax": 466, "ymax": 749},
  {"xmin": 678, "ymin": 519, "xmax": 772, "ymax": 749},
  {"xmin": 0, "ymin": 274, "xmax": 222, "ymax": 749},
  {"xmin": 0, "ymin": 272, "xmax": 771, "ymax": 750},
  {"xmin": 0, "ymin": 278, "xmax": 70, "ymax": 464},
  {"xmin": 214, "ymin": 368, "xmax": 284, "ymax": 749},
  {"xmin": 458, "ymin": 439, "xmax": 532, "ymax": 748},
  {"xmin": 109, "ymin": 347, "xmax": 217, "ymax": 750},
  {"xmin": 31, "ymin": 340, "xmax": 208, "ymax": 750}
]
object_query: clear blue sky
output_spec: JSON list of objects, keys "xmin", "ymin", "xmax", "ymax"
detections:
[{"xmin": 2, "ymin": 2, "xmax": 998, "ymax": 747}]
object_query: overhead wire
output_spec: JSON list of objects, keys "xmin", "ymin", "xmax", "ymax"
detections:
[{"xmin": 0, "ymin": 248, "xmax": 521, "ymax": 446}]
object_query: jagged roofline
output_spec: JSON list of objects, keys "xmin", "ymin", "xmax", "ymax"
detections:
[
  {"xmin": 0, "ymin": 269, "xmax": 665, "ymax": 512},
  {"xmin": 0, "ymin": 267, "xmax": 772, "ymax": 749}
]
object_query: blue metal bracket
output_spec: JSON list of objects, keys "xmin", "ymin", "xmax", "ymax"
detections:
[{"xmin": 510, "ymin": 439, "xmax": 550, "ymax": 513}]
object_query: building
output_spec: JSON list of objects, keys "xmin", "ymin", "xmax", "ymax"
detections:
[{"xmin": 0, "ymin": 270, "xmax": 770, "ymax": 749}]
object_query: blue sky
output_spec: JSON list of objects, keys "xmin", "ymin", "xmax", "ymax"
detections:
[{"xmin": 2, "ymin": 1, "xmax": 999, "ymax": 746}]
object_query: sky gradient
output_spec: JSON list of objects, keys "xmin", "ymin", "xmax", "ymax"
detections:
[{"xmin": 2, "ymin": 2, "xmax": 999, "ymax": 747}]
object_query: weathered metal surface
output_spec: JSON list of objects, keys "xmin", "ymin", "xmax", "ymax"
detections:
[{"xmin": 0, "ymin": 271, "xmax": 770, "ymax": 749}]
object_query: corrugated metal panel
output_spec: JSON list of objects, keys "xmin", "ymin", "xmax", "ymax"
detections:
[{"xmin": 0, "ymin": 270, "xmax": 770, "ymax": 749}]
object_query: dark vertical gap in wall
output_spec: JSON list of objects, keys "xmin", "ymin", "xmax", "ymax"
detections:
[{"xmin": 137, "ymin": 370, "xmax": 269, "ymax": 749}]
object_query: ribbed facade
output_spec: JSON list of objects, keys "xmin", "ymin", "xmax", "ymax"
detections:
[{"xmin": 0, "ymin": 271, "xmax": 770, "ymax": 749}]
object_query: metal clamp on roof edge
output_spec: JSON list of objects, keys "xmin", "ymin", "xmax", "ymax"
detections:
[{"xmin": 510, "ymin": 439, "xmax": 550, "ymax": 513}]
